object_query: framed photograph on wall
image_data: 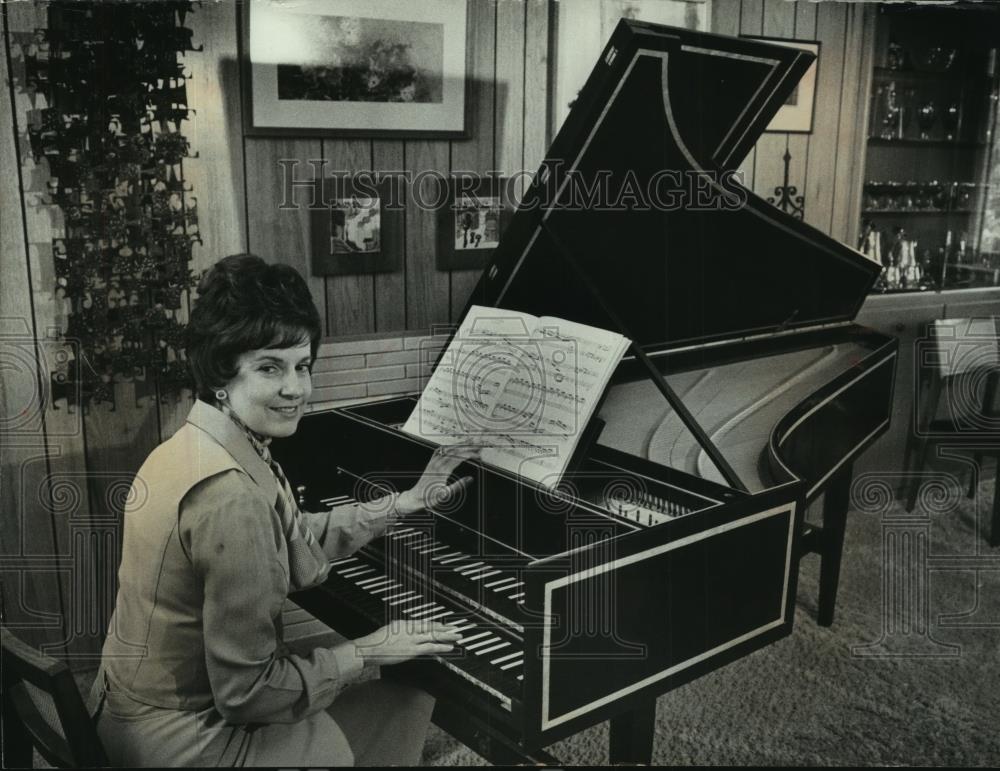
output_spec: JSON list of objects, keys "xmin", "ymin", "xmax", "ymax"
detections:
[
  {"xmin": 243, "ymin": 0, "xmax": 469, "ymax": 138},
  {"xmin": 742, "ymin": 37, "xmax": 821, "ymax": 133},
  {"xmin": 311, "ymin": 174, "xmax": 402, "ymax": 275},
  {"xmin": 436, "ymin": 176, "xmax": 512, "ymax": 270},
  {"xmin": 552, "ymin": 0, "xmax": 712, "ymax": 137}
]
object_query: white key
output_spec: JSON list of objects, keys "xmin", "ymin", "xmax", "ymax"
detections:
[
  {"xmin": 484, "ymin": 577, "xmax": 518, "ymax": 589},
  {"xmin": 392, "ymin": 531, "xmax": 424, "ymax": 542},
  {"xmin": 432, "ymin": 551, "xmax": 463, "ymax": 562},
  {"xmin": 370, "ymin": 584, "xmax": 402, "ymax": 595},
  {"xmin": 470, "ymin": 570, "xmax": 502, "ymax": 582},
  {"xmin": 508, "ymin": 592, "xmax": 525, "ymax": 600},
  {"xmin": 402, "ymin": 602, "xmax": 437, "ymax": 615},
  {"xmin": 465, "ymin": 636, "xmax": 500, "ymax": 651},
  {"xmin": 461, "ymin": 566, "xmax": 493, "ymax": 578},
  {"xmin": 438, "ymin": 555, "xmax": 468, "ymax": 565},
  {"xmin": 490, "ymin": 651, "xmax": 521, "ymax": 665},
  {"xmin": 475, "ymin": 641, "xmax": 510, "ymax": 656},
  {"xmin": 388, "ymin": 527, "xmax": 415, "ymax": 537},
  {"xmin": 330, "ymin": 557, "xmax": 359, "ymax": 567},
  {"xmin": 455, "ymin": 562, "xmax": 485, "ymax": 573},
  {"xmin": 356, "ymin": 575, "xmax": 388, "ymax": 588},
  {"xmin": 362, "ymin": 579, "xmax": 396, "ymax": 592},
  {"xmin": 494, "ymin": 581, "xmax": 524, "ymax": 592},
  {"xmin": 457, "ymin": 631, "xmax": 491, "ymax": 645},
  {"xmin": 418, "ymin": 544, "xmax": 448, "ymax": 555},
  {"xmin": 451, "ymin": 622, "xmax": 477, "ymax": 633},
  {"xmin": 500, "ymin": 660, "xmax": 523, "ymax": 670},
  {"xmin": 386, "ymin": 591, "xmax": 420, "ymax": 604},
  {"xmin": 425, "ymin": 610, "xmax": 454, "ymax": 621},
  {"xmin": 410, "ymin": 605, "xmax": 446, "ymax": 619},
  {"xmin": 341, "ymin": 566, "xmax": 375, "ymax": 578}
]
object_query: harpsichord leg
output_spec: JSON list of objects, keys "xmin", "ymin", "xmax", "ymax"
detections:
[
  {"xmin": 818, "ymin": 463, "xmax": 853, "ymax": 627},
  {"xmin": 905, "ymin": 377, "xmax": 943, "ymax": 512},
  {"xmin": 608, "ymin": 697, "xmax": 656, "ymax": 765}
]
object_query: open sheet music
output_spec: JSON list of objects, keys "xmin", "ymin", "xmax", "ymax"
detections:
[{"xmin": 401, "ymin": 305, "xmax": 631, "ymax": 487}]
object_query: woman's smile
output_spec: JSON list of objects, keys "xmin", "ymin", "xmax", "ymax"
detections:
[{"xmin": 224, "ymin": 342, "xmax": 313, "ymax": 437}]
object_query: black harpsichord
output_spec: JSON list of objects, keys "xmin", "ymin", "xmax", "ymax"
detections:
[{"xmin": 274, "ymin": 20, "xmax": 897, "ymax": 765}]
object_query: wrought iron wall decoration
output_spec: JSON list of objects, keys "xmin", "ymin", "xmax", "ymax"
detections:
[
  {"xmin": 767, "ymin": 147, "xmax": 805, "ymax": 220},
  {"xmin": 23, "ymin": 1, "xmax": 200, "ymax": 408}
]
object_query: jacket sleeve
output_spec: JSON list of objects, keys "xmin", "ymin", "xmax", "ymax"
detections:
[
  {"xmin": 183, "ymin": 469, "xmax": 365, "ymax": 725},
  {"xmin": 299, "ymin": 493, "xmax": 397, "ymax": 561}
]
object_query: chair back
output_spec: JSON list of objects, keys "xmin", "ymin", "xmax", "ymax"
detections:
[
  {"xmin": 931, "ymin": 317, "xmax": 1000, "ymax": 379},
  {"xmin": 928, "ymin": 317, "xmax": 1000, "ymax": 431},
  {"xmin": 1, "ymin": 627, "xmax": 108, "ymax": 768}
]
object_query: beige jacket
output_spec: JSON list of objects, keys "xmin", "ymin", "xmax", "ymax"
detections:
[{"xmin": 98, "ymin": 399, "xmax": 390, "ymax": 725}]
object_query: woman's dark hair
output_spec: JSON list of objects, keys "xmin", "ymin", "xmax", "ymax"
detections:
[{"xmin": 186, "ymin": 254, "xmax": 321, "ymax": 401}]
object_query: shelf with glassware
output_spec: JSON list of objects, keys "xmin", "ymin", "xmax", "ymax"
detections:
[
  {"xmin": 871, "ymin": 66, "xmax": 991, "ymax": 86},
  {"xmin": 859, "ymin": 216, "xmax": 998, "ymax": 294},
  {"xmin": 858, "ymin": 180, "xmax": 991, "ymax": 293},
  {"xmin": 861, "ymin": 180, "xmax": 979, "ymax": 215},
  {"xmin": 859, "ymin": 179, "xmax": 996, "ymax": 293},
  {"xmin": 868, "ymin": 74, "xmax": 987, "ymax": 145},
  {"xmin": 867, "ymin": 138, "xmax": 986, "ymax": 149},
  {"xmin": 860, "ymin": 10, "xmax": 999, "ymax": 294}
]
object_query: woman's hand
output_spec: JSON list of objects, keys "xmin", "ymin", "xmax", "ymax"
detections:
[
  {"xmin": 395, "ymin": 443, "xmax": 482, "ymax": 516},
  {"xmin": 353, "ymin": 620, "xmax": 462, "ymax": 666}
]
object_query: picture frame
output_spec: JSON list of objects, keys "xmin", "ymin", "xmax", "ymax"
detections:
[
  {"xmin": 552, "ymin": 0, "xmax": 712, "ymax": 137},
  {"xmin": 242, "ymin": 0, "xmax": 469, "ymax": 138},
  {"xmin": 311, "ymin": 174, "xmax": 403, "ymax": 276},
  {"xmin": 742, "ymin": 37, "xmax": 821, "ymax": 134},
  {"xmin": 435, "ymin": 176, "xmax": 513, "ymax": 270}
]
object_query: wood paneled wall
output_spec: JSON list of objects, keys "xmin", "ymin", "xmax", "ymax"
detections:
[
  {"xmin": 0, "ymin": 0, "xmax": 877, "ymax": 664},
  {"xmin": 713, "ymin": 0, "xmax": 876, "ymax": 248},
  {"xmin": 0, "ymin": 0, "xmax": 549, "ymax": 661},
  {"xmin": 234, "ymin": 0, "xmax": 550, "ymax": 337}
]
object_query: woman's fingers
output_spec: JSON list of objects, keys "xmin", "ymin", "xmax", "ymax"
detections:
[
  {"xmin": 420, "ymin": 620, "xmax": 461, "ymax": 635},
  {"xmin": 430, "ymin": 475, "xmax": 474, "ymax": 505},
  {"xmin": 419, "ymin": 643, "xmax": 457, "ymax": 654},
  {"xmin": 398, "ymin": 619, "xmax": 460, "ymax": 634},
  {"xmin": 449, "ymin": 442, "xmax": 483, "ymax": 457},
  {"xmin": 356, "ymin": 619, "xmax": 468, "ymax": 664},
  {"xmin": 430, "ymin": 622, "xmax": 462, "ymax": 641},
  {"xmin": 434, "ymin": 443, "xmax": 483, "ymax": 466},
  {"xmin": 409, "ymin": 620, "xmax": 465, "ymax": 654},
  {"xmin": 421, "ymin": 628, "xmax": 459, "ymax": 646},
  {"xmin": 447, "ymin": 476, "xmax": 473, "ymax": 499}
]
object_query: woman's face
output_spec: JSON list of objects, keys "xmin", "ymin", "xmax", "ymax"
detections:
[{"xmin": 224, "ymin": 342, "xmax": 313, "ymax": 438}]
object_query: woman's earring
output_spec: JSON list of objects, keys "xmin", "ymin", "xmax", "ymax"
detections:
[{"xmin": 215, "ymin": 389, "xmax": 228, "ymax": 402}]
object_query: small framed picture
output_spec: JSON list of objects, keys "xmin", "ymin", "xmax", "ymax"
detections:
[
  {"xmin": 436, "ymin": 176, "xmax": 512, "ymax": 270},
  {"xmin": 333, "ymin": 197, "xmax": 380, "ymax": 253},
  {"xmin": 742, "ymin": 37, "xmax": 821, "ymax": 134},
  {"xmin": 311, "ymin": 174, "xmax": 401, "ymax": 275}
]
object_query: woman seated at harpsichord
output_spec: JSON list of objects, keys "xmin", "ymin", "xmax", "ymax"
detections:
[{"xmin": 90, "ymin": 253, "xmax": 478, "ymax": 766}]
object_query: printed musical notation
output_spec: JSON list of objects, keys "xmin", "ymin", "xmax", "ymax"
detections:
[{"xmin": 401, "ymin": 305, "xmax": 631, "ymax": 487}]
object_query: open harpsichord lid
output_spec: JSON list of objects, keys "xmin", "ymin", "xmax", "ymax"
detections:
[{"xmin": 462, "ymin": 19, "xmax": 880, "ymax": 354}]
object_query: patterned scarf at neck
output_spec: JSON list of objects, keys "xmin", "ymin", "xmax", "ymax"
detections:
[{"xmin": 221, "ymin": 405, "xmax": 331, "ymax": 591}]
